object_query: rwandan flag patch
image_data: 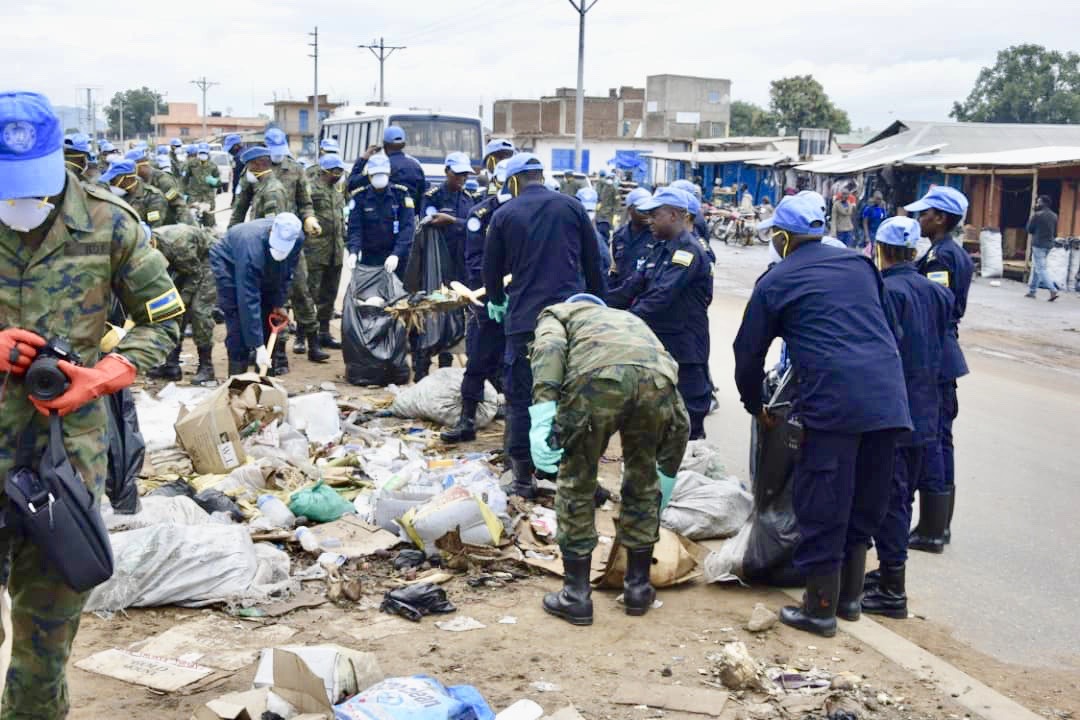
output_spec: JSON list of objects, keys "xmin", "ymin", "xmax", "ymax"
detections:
[{"xmin": 145, "ymin": 288, "xmax": 186, "ymax": 323}]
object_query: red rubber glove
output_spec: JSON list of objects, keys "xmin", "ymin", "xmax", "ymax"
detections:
[
  {"xmin": 31, "ymin": 354, "xmax": 136, "ymax": 417},
  {"xmin": 0, "ymin": 328, "xmax": 45, "ymax": 375}
]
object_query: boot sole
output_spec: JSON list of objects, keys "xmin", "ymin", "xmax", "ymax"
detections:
[
  {"xmin": 542, "ymin": 605, "xmax": 593, "ymax": 626},
  {"xmin": 862, "ymin": 607, "xmax": 908, "ymax": 619},
  {"xmin": 624, "ymin": 606, "xmax": 649, "ymax": 617},
  {"xmin": 779, "ymin": 616, "xmax": 837, "ymax": 638}
]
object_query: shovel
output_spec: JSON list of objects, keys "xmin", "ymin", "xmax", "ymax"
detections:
[
  {"xmin": 259, "ymin": 311, "xmax": 290, "ymax": 377},
  {"xmin": 449, "ymin": 274, "xmax": 513, "ymax": 307}
]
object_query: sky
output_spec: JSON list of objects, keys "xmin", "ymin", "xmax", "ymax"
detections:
[{"xmin": 4, "ymin": 0, "xmax": 1079, "ymax": 134}]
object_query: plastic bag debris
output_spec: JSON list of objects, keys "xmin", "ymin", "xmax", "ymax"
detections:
[
  {"xmin": 287, "ymin": 392, "xmax": 342, "ymax": 445},
  {"xmin": 105, "ymin": 388, "xmax": 144, "ymax": 514},
  {"xmin": 978, "ymin": 229, "xmax": 1004, "ymax": 278},
  {"xmin": 289, "ymin": 480, "xmax": 353, "ymax": 523},
  {"xmin": 679, "ymin": 440, "xmax": 728, "ymax": 481},
  {"xmin": 661, "ymin": 471, "xmax": 753, "ymax": 540},
  {"xmin": 134, "ymin": 383, "xmax": 213, "ymax": 453},
  {"xmin": 334, "ymin": 675, "xmax": 493, "ymax": 720},
  {"xmin": 343, "ymin": 265, "xmax": 410, "ymax": 387},
  {"xmin": 194, "ymin": 489, "xmax": 245, "ymax": 522},
  {"xmin": 399, "ymin": 485, "xmax": 503, "ymax": 552},
  {"xmin": 102, "ymin": 495, "xmax": 210, "ymax": 532},
  {"xmin": 148, "ymin": 478, "xmax": 196, "ymax": 498},
  {"xmin": 394, "ymin": 549, "xmax": 427, "ymax": 570},
  {"xmin": 381, "ymin": 583, "xmax": 456, "ymax": 621},
  {"xmin": 1048, "ymin": 240, "xmax": 1070, "ymax": 290},
  {"xmin": 389, "ymin": 368, "xmax": 499, "ymax": 429}
]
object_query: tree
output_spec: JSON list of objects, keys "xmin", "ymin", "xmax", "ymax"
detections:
[
  {"xmin": 951, "ymin": 44, "xmax": 1080, "ymax": 124},
  {"xmin": 768, "ymin": 75, "xmax": 851, "ymax": 134},
  {"xmin": 729, "ymin": 100, "xmax": 779, "ymax": 137},
  {"xmin": 104, "ymin": 87, "xmax": 167, "ymax": 137}
]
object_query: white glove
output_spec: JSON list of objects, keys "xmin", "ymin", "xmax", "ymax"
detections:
[
  {"xmin": 383, "ymin": 255, "xmax": 399, "ymax": 274},
  {"xmin": 304, "ymin": 216, "xmax": 322, "ymax": 236},
  {"xmin": 345, "ymin": 253, "xmax": 358, "ymax": 271},
  {"xmin": 255, "ymin": 346, "xmax": 271, "ymax": 371}
]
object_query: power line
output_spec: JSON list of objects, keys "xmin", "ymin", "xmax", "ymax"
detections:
[
  {"xmin": 190, "ymin": 76, "xmax": 220, "ymax": 139},
  {"xmin": 357, "ymin": 38, "xmax": 406, "ymax": 106}
]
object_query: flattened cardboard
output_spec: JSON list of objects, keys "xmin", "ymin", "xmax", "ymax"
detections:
[
  {"xmin": 613, "ymin": 682, "xmax": 727, "ymax": 716},
  {"xmin": 75, "ymin": 648, "xmax": 213, "ymax": 692},
  {"xmin": 134, "ymin": 615, "xmax": 298, "ymax": 671},
  {"xmin": 599, "ymin": 528, "xmax": 700, "ymax": 589},
  {"xmin": 308, "ymin": 515, "xmax": 400, "ymax": 558}
]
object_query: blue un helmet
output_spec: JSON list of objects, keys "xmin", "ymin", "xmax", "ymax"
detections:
[{"xmin": 0, "ymin": 92, "xmax": 66, "ymax": 200}]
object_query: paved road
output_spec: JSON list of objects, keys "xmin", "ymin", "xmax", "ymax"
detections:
[{"xmin": 701, "ymin": 241, "xmax": 1080, "ymax": 669}]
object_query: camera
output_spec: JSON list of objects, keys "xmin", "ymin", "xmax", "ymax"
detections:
[{"xmin": 25, "ymin": 338, "xmax": 80, "ymax": 402}]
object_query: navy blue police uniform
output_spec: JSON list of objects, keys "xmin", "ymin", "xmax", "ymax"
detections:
[
  {"xmin": 459, "ymin": 195, "xmax": 507, "ymax": 403},
  {"xmin": 423, "ymin": 182, "xmax": 476, "ymax": 283},
  {"xmin": 348, "ymin": 150, "xmax": 428, "ymax": 214},
  {"xmin": 609, "ymin": 222, "xmax": 656, "ymax": 290},
  {"xmin": 346, "ymin": 183, "xmax": 416, "ymax": 279}
]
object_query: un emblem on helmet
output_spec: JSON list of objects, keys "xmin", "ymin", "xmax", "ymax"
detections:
[{"xmin": 2, "ymin": 122, "xmax": 36, "ymax": 154}]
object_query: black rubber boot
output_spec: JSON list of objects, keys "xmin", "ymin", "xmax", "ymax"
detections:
[
  {"xmin": 779, "ymin": 572, "xmax": 840, "ymax": 638},
  {"xmin": 542, "ymin": 551, "xmax": 593, "ymax": 626},
  {"xmin": 307, "ymin": 333, "xmax": 330, "ymax": 363},
  {"xmin": 269, "ymin": 345, "xmax": 290, "ymax": 377},
  {"xmin": 944, "ymin": 487, "xmax": 955, "ymax": 544},
  {"xmin": 908, "ymin": 492, "xmax": 949, "ymax": 554},
  {"xmin": 148, "ymin": 347, "xmax": 182, "ymax": 381},
  {"xmin": 509, "ymin": 458, "xmax": 536, "ymax": 499},
  {"xmin": 864, "ymin": 567, "xmax": 882, "ymax": 592},
  {"xmin": 440, "ymin": 398, "xmax": 478, "ymax": 443},
  {"xmin": 292, "ymin": 333, "xmax": 307, "ymax": 355},
  {"xmin": 623, "ymin": 546, "xmax": 656, "ymax": 616},
  {"xmin": 318, "ymin": 322, "xmax": 342, "ymax": 350},
  {"xmin": 861, "ymin": 563, "xmax": 908, "ymax": 619},
  {"xmin": 228, "ymin": 359, "xmax": 250, "ymax": 376},
  {"xmin": 837, "ymin": 545, "xmax": 868, "ymax": 622},
  {"xmin": 412, "ymin": 353, "xmax": 429, "ymax": 384},
  {"xmin": 192, "ymin": 346, "xmax": 216, "ymax": 385}
]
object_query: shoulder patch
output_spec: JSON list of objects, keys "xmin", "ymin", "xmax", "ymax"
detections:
[
  {"xmin": 145, "ymin": 288, "xmax": 186, "ymax": 323},
  {"xmin": 466, "ymin": 216, "xmax": 482, "ymax": 233},
  {"xmin": 671, "ymin": 249, "xmax": 695, "ymax": 267},
  {"xmin": 83, "ymin": 182, "xmax": 142, "ymax": 222},
  {"xmin": 146, "ymin": 210, "xmax": 161, "ymax": 223},
  {"xmin": 393, "ymin": 183, "xmax": 409, "ymax": 192},
  {"xmin": 164, "ymin": 187, "xmax": 178, "ymax": 201},
  {"xmin": 404, "ymin": 196, "xmax": 415, "ymax": 209},
  {"xmin": 927, "ymin": 270, "xmax": 950, "ymax": 287},
  {"xmin": 425, "ymin": 186, "xmax": 439, "ymax": 197}
]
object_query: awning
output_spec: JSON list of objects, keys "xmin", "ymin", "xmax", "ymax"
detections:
[
  {"xmin": 796, "ymin": 143, "xmax": 947, "ymax": 174},
  {"xmin": 643, "ymin": 150, "xmax": 781, "ymax": 164},
  {"xmin": 903, "ymin": 146, "xmax": 1080, "ymax": 168}
]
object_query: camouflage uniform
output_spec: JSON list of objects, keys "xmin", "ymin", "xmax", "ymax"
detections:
[
  {"xmin": 249, "ymin": 175, "xmax": 290, "ymax": 221},
  {"xmin": 596, "ymin": 180, "xmax": 618, "ymax": 230},
  {"xmin": 531, "ymin": 303, "xmax": 690, "ymax": 556},
  {"xmin": 151, "ymin": 224, "xmax": 217, "ymax": 349},
  {"xmin": 184, "ymin": 158, "xmax": 219, "ymax": 228},
  {"xmin": 148, "ymin": 167, "xmax": 193, "ymax": 225},
  {"xmin": 169, "ymin": 148, "xmax": 183, "ymax": 177},
  {"xmin": 123, "ymin": 178, "xmax": 170, "ymax": 228},
  {"xmin": 0, "ymin": 172, "xmax": 180, "ymax": 718},
  {"xmin": 307, "ymin": 174, "xmax": 346, "ymax": 325}
]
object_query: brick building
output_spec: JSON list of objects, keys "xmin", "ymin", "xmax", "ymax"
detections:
[
  {"xmin": 266, "ymin": 94, "xmax": 345, "ymax": 156},
  {"xmin": 150, "ymin": 102, "xmax": 265, "ymax": 142},
  {"xmin": 494, "ymin": 86, "xmax": 645, "ymax": 138}
]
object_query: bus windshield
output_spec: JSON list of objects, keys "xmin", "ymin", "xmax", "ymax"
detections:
[{"xmin": 390, "ymin": 116, "xmax": 481, "ymax": 166}]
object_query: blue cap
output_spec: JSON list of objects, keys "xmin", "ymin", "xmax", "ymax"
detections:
[
  {"xmin": 636, "ymin": 187, "xmax": 690, "ymax": 212},
  {"xmin": 99, "ymin": 140, "xmax": 116, "ymax": 153},
  {"xmin": 567, "ymin": 293, "xmax": 606, "ymax": 307},
  {"xmin": 155, "ymin": 144, "xmax": 169, "ymax": 155},
  {"xmin": 265, "ymin": 128, "xmax": 287, "ymax": 148},
  {"xmin": 445, "ymin": 151, "xmax": 472, "ymax": 174},
  {"xmin": 0, "ymin": 91, "xmax": 65, "ymax": 199},
  {"xmin": 365, "ymin": 153, "xmax": 391, "ymax": 175},
  {"xmin": 319, "ymin": 138, "xmax": 340, "ymax": 153},
  {"xmin": 464, "ymin": 178, "xmax": 479, "ymax": 192},
  {"xmin": 670, "ymin": 179, "xmax": 702, "ymax": 199},
  {"xmin": 383, "ymin": 125, "xmax": 405, "ymax": 144},
  {"xmin": 483, "ymin": 138, "xmax": 514, "ymax": 158},
  {"xmin": 875, "ymin": 216, "xmax": 921, "ymax": 248},
  {"xmin": 598, "ymin": 168, "xmax": 607, "ymax": 177},
  {"xmin": 101, "ymin": 159, "xmax": 137, "ymax": 184},
  {"xmin": 904, "ymin": 185, "xmax": 969, "ymax": 219},
  {"xmin": 686, "ymin": 193, "xmax": 701, "ymax": 215},
  {"xmin": 64, "ymin": 133, "xmax": 91, "ymax": 154},
  {"xmin": 240, "ymin": 146, "xmax": 270, "ymax": 163},
  {"xmin": 170, "ymin": 138, "xmax": 181, "ymax": 147},
  {"xmin": 625, "ymin": 187, "xmax": 651, "ymax": 208},
  {"xmin": 223, "ymin": 134, "xmax": 242, "ymax": 152},
  {"xmin": 757, "ymin": 192, "xmax": 826, "ymax": 235},
  {"xmin": 504, "ymin": 152, "xmax": 544, "ymax": 179},
  {"xmin": 134, "ymin": 140, "xmax": 148, "ymax": 150},
  {"xmin": 576, "ymin": 187, "xmax": 599, "ymax": 210},
  {"xmin": 197, "ymin": 142, "xmax": 210, "ymax": 154},
  {"xmin": 125, "ymin": 148, "xmax": 148, "ymax": 162},
  {"xmin": 318, "ymin": 154, "xmax": 346, "ymax": 172}
]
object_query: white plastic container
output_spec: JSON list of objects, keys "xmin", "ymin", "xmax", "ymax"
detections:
[
  {"xmin": 296, "ymin": 526, "xmax": 321, "ymax": 553},
  {"xmin": 257, "ymin": 495, "xmax": 296, "ymax": 529}
]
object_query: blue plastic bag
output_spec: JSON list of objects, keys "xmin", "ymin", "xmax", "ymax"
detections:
[{"xmin": 334, "ymin": 675, "xmax": 493, "ymax": 720}]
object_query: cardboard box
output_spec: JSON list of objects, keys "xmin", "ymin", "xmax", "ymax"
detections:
[{"xmin": 175, "ymin": 373, "xmax": 288, "ymax": 474}]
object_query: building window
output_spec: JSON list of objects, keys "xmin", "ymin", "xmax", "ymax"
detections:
[
  {"xmin": 707, "ymin": 91, "xmax": 721, "ymax": 104},
  {"xmin": 180, "ymin": 127, "xmax": 189, "ymax": 136},
  {"xmin": 299, "ymin": 109, "xmax": 310, "ymax": 133}
]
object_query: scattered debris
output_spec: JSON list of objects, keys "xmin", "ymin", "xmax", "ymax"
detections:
[
  {"xmin": 434, "ymin": 616, "xmax": 486, "ymax": 632},
  {"xmin": 746, "ymin": 602, "xmax": 778, "ymax": 632},
  {"xmin": 706, "ymin": 641, "xmax": 767, "ymax": 691},
  {"xmin": 612, "ymin": 681, "xmax": 728, "ymax": 716}
]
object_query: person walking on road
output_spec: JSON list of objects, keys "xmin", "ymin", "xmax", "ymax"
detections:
[{"xmin": 1025, "ymin": 195, "xmax": 1060, "ymax": 301}]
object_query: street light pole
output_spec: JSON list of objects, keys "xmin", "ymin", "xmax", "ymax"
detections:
[
  {"xmin": 310, "ymin": 27, "xmax": 319, "ymax": 146},
  {"xmin": 358, "ymin": 37, "xmax": 406, "ymax": 106},
  {"xmin": 190, "ymin": 76, "xmax": 220, "ymax": 139},
  {"xmin": 568, "ymin": 0, "xmax": 598, "ymax": 173}
]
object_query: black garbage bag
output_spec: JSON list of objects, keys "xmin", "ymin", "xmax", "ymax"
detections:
[
  {"xmin": 148, "ymin": 478, "xmax": 196, "ymax": 498},
  {"xmin": 743, "ymin": 367, "xmax": 803, "ymax": 587},
  {"xmin": 404, "ymin": 224, "xmax": 465, "ymax": 355},
  {"xmin": 393, "ymin": 548, "xmax": 427, "ymax": 571},
  {"xmin": 342, "ymin": 264, "xmax": 410, "ymax": 386},
  {"xmin": 193, "ymin": 489, "xmax": 245, "ymax": 522},
  {"xmin": 105, "ymin": 387, "xmax": 144, "ymax": 514},
  {"xmin": 380, "ymin": 582, "xmax": 456, "ymax": 622}
]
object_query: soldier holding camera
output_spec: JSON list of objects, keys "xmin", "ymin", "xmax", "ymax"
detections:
[{"xmin": 0, "ymin": 91, "xmax": 182, "ymax": 718}]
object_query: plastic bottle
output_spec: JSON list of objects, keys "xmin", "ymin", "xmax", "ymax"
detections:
[
  {"xmin": 295, "ymin": 526, "xmax": 321, "ymax": 553},
  {"xmin": 257, "ymin": 495, "xmax": 296, "ymax": 529}
]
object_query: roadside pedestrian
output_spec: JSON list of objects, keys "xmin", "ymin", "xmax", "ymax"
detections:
[
  {"xmin": 531, "ymin": 295, "xmax": 689, "ymax": 625},
  {"xmin": 832, "ymin": 187, "xmax": 856, "ymax": 248},
  {"xmin": 1025, "ymin": 195, "xmax": 1060, "ymax": 301},
  {"xmin": 862, "ymin": 191, "xmax": 888, "ymax": 248},
  {"xmin": 733, "ymin": 191, "xmax": 912, "ymax": 638}
]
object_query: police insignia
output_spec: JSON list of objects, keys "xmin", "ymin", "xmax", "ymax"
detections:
[
  {"xmin": 146, "ymin": 210, "xmax": 161, "ymax": 222},
  {"xmin": 927, "ymin": 270, "xmax": 950, "ymax": 287},
  {"xmin": 404, "ymin": 197, "xmax": 415, "ymax": 209},
  {"xmin": 466, "ymin": 216, "xmax": 482, "ymax": 233},
  {"xmin": 671, "ymin": 250, "xmax": 694, "ymax": 267},
  {"xmin": 164, "ymin": 188, "xmax": 178, "ymax": 200},
  {"xmin": 145, "ymin": 288, "xmax": 186, "ymax": 323}
]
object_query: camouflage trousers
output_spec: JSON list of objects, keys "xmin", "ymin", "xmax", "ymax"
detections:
[
  {"xmin": 305, "ymin": 252, "xmax": 343, "ymax": 326},
  {"xmin": 554, "ymin": 365, "xmax": 691, "ymax": 556},
  {"xmin": 288, "ymin": 254, "xmax": 318, "ymax": 337},
  {"xmin": 175, "ymin": 265, "xmax": 217, "ymax": 348}
]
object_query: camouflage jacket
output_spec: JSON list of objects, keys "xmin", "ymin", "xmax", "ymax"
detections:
[
  {"xmin": 230, "ymin": 156, "xmax": 313, "ymax": 227},
  {"xmin": 148, "ymin": 168, "xmax": 193, "ymax": 225},
  {"xmin": 531, "ymin": 302, "xmax": 679, "ymax": 404},
  {"xmin": 251, "ymin": 176, "xmax": 290, "ymax": 221},
  {"xmin": 596, "ymin": 180, "xmax": 619, "ymax": 223},
  {"xmin": 170, "ymin": 150, "xmax": 183, "ymax": 177},
  {"xmin": 151, "ymin": 224, "xmax": 215, "ymax": 274},
  {"xmin": 0, "ymin": 172, "xmax": 181, "ymax": 491},
  {"xmin": 308, "ymin": 176, "xmax": 346, "ymax": 265},
  {"xmin": 184, "ymin": 158, "xmax": 220, "ymax": 202},
  {"xmin": 125, "ymin": 180, "xmax": 170, "ymax": 228}
]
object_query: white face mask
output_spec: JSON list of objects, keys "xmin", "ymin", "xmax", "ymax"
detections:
[
  {"xmin": 105, "ymin": 152, "xmax": 121, "ymax": 163},
  {"xmin": 269, "ymin": 150, "xmax": 287, "ymax": 164},
  {"xmin": 370, "ymin": 174, "xmax": 389, "ymax": 190},
  {"xmin": 197, "ymin": 152, "xmax": 209, "ymax": 161},
  {"xmin": 0, "ymin": 198, "xmax": 55, "ymax": 232},
  {"xmin": 768, "ymin": 240, "xmax": 783, "ymax": 266},
  {"xmin": 587, "ymin": 210, "xmax": 597, "ymax": 222},
  {"xmin": 497, "ymin": 192, "xmax": 512, "ymax": 204},
  {"xmin": 269, "ymin": 246, "xmax": 290, "ymax": 261},
  {"xmin": 245, "ymin": 170, "xmax": 260, "ymax": 185},
  {"xmin": 110, "ymin": 185, "xmax": 128, "ymax": 197}
]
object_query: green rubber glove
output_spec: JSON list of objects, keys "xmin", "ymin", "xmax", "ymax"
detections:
[
  {"xmin": 487, "ymin": 298, "xmax": 508, "ymax": 323},
  {"xmin": 206, "ymin": 176, "xmax": 220, "ymax": 187},
  {"xmin": 658, "ymin": 466, "xmax": 677, "ymax": 510},
  {"xmin": 528, "ymin": 400, "xmax": 563, "ymax": 473}
]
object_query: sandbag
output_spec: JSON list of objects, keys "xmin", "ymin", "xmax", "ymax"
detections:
[
  {"xmin": 101, "ymin": 495, "xmax": 210, "ymax": 532},
  {"xmin": 388, "ymin": 368, "xmax": 499, "ymax": 428},
  {"xmin": 679, "ymin": 441, "xmax": 727, "ymax": 481},
  {"xmin": 1047, "ymin": 240, "xmax": 1069, "ymax": 289},
  {"xmin": 979, "ymin": 229, "xmax": 1003, "ymax": 278},
  {"xmin": 405, "ymin": 224, "xmax": 465, "ymax": 356},
  {"xmin": 105, "ymin": 388, "xmax": 145, "ymax": 514},
  {"xmin": 660, "ymin": 471, "xmax": 753, "ymax": 540},
  {"xmin": 343, "ymin": 265, "xmax": 410, "ymax": 387}
]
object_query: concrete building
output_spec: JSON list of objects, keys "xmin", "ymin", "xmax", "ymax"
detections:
[
  {"xmin": 645, "ymin": 74, "xmax": 732, "ymax": 139},
  {"xmin": 266, "ymin": 94, "xmax": 345, "ymax": 156},
  {"xmin": 494, "ymin": 86, "xmax": 644, "ymax": 139},
  {"xmin": 151, "ymin": 102, "xmax": 265, "ymax": 142}
]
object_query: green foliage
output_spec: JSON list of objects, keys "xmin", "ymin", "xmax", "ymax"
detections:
[
  {"xmin": 729, "ymin": 101, "xmax": 779, "ymax": 137},
  {"xmin": 952, "ymin": 44, "xmax": 1080, "ymax": 124},
  {"xmin": 768, "ymin": 75, "xmax": 851, "ymax": 134},
  {"xmin": 104, "ymin": 87, "xmax": 168, "ymax": 136}
]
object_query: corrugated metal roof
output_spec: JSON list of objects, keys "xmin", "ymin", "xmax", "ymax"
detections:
[
  {"xmin": 643, "ymin": 150, "xmax": 781, "ymax": 163},
  {"xmin": 696, "ymin": 135, "xmax": 793, "ymax": 146},
  {"xmin": 797, "ymin": 143, "xmax": 947, "ymax": 174},
  {"xmin": 744, "ymin": 152, "xmax": 795, "ymax": 167},
  {"xmin": 904, "ymin": 146, "xmax": 1080, "ymax": 168}
]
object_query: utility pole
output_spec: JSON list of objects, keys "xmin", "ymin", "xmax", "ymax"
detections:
[
  {"xmin": 190, "ymin": 76, "xmax": 220, "ymax": 139},
  {"xmin": 309, "ymin": 27, "xmax": 319, "ymax": 145},
  {"xmin": 358, "ymin": 37, "xmax": 406, "ymax": 106},
  {"xmin": 119, "ymin": 96, "xmax": 124, "ymax": 146},
  {"xmin": 77, "ymin": 86, "xmax": 101, "ymax": 138},
  {"xmin": 568, "ymin": 0, "xmax": 598, "ymax": 172}
]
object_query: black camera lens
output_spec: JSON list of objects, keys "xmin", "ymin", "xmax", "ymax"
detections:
[{"xmin": 25, "ymin": 356, "xmax": 69, "ymax": 401}]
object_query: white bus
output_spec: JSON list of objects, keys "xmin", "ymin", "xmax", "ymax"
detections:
[{"xmin": 320, "ymin": 106, "xmax": 483, "ymax": 182}]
